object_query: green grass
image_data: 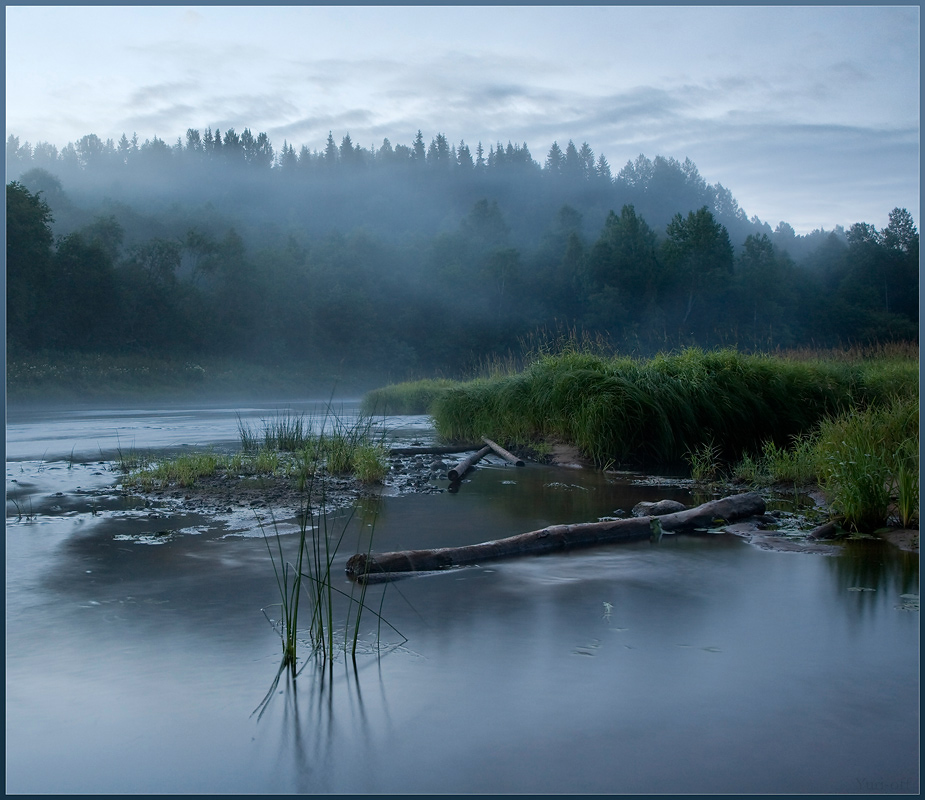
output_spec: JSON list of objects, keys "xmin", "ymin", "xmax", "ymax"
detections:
[
  {"xmin": 127, "ymin": 451, "xmax": 224, "ymax": 490},
  {"xmin": 815, "ymin": 395, "xmax": 919, "ymax": 531},
  {"xmin": 730, "ymin": 393, "xmax": 919, "ymax": 532},
  {"xmin": 685, "ymin": 440, "xmax": 721, "ymax": 482},
  {"xmin": 733, "ymin": 434, "xmax": 821, "ymax": 487},
  {"xmin": 124, "ymin": 411, "xmax": 389, "ymax": 491},
  {"xmin": 367, "ymin": 344, "xmax": 918, "ymax": 534},
  {"xmin": 423, "ymin": 346, "xmax": 917, "ymax": 468},
  {"xmin": 361, "ymin": 378, "xmax": 458, "ymax": 416}
]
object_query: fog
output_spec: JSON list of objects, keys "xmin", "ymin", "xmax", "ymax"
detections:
[{"xmin": 6, "ymin": 129, "xmax": 919, "ymax": 395}]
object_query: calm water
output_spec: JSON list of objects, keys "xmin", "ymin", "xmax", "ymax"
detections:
[{"xmin": 5, "ymin": 403, "xmax": 920, "ymax": 794}]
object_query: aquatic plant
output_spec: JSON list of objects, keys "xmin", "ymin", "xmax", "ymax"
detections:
[
  {"xmin": 129, "ymin": 409, "xmax": 389, "ymax": 491},
  {"xmin": 8, "ymin": 492, "xmax": 35, "ymax": 522},
  {"xmin": 352, "ymin": 444, "xmax": 389, "ymax": 483},
  {"xmin": 259, "ymin": 480, "xmax": 404, "ymax": 680},
  {"xmin": 896, "ymin": 451, "xmax": 919, "ymax": 529},
  {"xmin": 236, "ymin": 414, "xmax": 260, "ymax": 452},
  {"xmin": 816, "ymin": 395, "xmax": 919, "ymax": 531},
  {"xmin": 731, "ymin": 433, "xmax": 821, "ymax": 494},
  {"xmin": 262, "ymin": 411, "xmax": 306, "ymax": 451},
  {"xmin": 685, "ymin": 440, "xmax": 722, "ymax": 482}
]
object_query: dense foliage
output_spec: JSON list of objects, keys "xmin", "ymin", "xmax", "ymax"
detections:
[{"xmin": 6, "ymin": 127, "xmax": 919, "ymax": 383}]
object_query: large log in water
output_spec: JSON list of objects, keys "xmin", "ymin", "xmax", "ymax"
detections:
[{"xmin": 346, "ymin": 492, "xmax": 766, "ymax": 580}]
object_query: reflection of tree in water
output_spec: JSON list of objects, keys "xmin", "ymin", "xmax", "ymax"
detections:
[{"xmin": 825, "ymin": 540, "xmax": 919, "ymax": 615}]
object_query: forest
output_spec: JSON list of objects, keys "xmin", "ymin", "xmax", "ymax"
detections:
[{"xmin": 6, "ymin": 127, "xmax": 919, "ymax": 387}]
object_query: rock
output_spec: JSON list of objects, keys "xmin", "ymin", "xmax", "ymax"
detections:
[
  {"xmin": 808, "ymin": 521, "xmax": 840, "ymax": 540},
  {"xmin": 632, "ymin": 499, "xmax": 688, "ymax": 517}
]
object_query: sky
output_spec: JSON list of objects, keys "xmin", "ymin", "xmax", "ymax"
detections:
[{"xmin": 5, "ymin": 4, "xmax": 920, "ymax": 234}]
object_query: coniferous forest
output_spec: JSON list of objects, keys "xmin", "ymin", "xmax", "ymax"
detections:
[{"xmin": 6, "ymin": 128, "xmax": 919, "ymax": 392}]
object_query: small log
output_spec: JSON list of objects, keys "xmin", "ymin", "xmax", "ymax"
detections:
[
  {"xmin": 482, "ymin": 437, "xmax": 525, "ymax": 466},
  {"xmin": 447, "ymin": 445, "xmax": 492, "ymax": 481},
  {"xmin": 346, "ymin": 492, "xmax": 766, "ymax": 579}
]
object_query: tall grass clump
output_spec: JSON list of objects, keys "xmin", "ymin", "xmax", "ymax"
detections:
[
  {"xmin": 236, "ymin": 414, "xmax": 260, "ymax": 452},
  {"xmin": 685, "ymin": 440, "xmax": 722, "ymax": 482},
  {"xmin": 815, "ymin": 394, "xmax": 919, "ymax": 531},
  {"xmin": 319, "ymin": 413, "xmax": 388, "ymax": 481},
  {"xmin": 128, "ymin": 451, "xmax": 223, "ymax": 489},
  {"xmin": 428, "ymin": 346, "xmax": 918, "ymax": 469},
  {"xmin": 262, "ymin": 411, "xmax": 307, "ymax": 451},
  {"xmin": 733, "ymin": 433, "xmax": 822, "ymax": 487}
]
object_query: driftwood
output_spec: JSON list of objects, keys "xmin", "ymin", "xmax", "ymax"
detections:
[
  {"xmin": 447, "ymin": 445, "xmax": 492, "ymax": 481},
  {"xmin": 482, "ymin": 437, "xmax": 525, "ymax": 467},
  {"xmin": 346, "ymin": 492, "xmax": 766, "ymax": 580}
]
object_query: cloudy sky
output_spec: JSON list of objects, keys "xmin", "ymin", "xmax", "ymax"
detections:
[{"xmin": 5, "ymin": 5, "xmax": 920, "ymax": 233}]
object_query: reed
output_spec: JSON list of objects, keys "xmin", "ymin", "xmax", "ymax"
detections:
[
  {"xmin": 896, "ymin": 451, "xmax": 919, "ymax": 529},
  {"xmin": 127, "ymin": 411, "xmax": 388, "ymax": 491},
  {"xmin": 261, "ymin": 411, "xmax": 307, "ymax": 451},
  {"xmin": 236, "ymin": 414, "xmax": 260, "ymax": 452},
  {"xmin": 259, "ymin": 485, "xmax": 404, "ymax": 682}
]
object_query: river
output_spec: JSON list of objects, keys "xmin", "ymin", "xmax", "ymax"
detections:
[{"xmin": 5, "ymin": 401, "xmax": 920, "ymax": 794}]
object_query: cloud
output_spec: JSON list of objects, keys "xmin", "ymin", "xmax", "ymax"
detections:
[
  {"xmin": 127, "ymin": 82, "xmax": 200, "ymax": 109},
  {"xmin": 269, "ymin": 110, "xmax": 376, "ymax": 143}
]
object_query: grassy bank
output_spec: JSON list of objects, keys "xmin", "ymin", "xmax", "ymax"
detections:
[
  {"xmin": 363, "ymin": 345, "xmax": 919, "ymax": 531},
  {"xmin": 122, "ymin": 411, "xmax": 388, "ymax": 490},
  {"xmin": 731, "ymin": 394, "xmax": 919, "ymax": 531},
  {"xmin": 424, "ymin": 347, "xmax": 917, "ymax": 465},
  {"xmin": 6, "ymin": 351, "xmax": 391, "ymax": 405}
]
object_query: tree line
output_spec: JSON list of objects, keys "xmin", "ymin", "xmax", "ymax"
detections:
[
  {"xmin": 7, "ymin": 128, "xmax": 798, "ymax": 252},
  {"xmin": 7, "ymin": 162, "xmax": 918, "ymax": 381}
]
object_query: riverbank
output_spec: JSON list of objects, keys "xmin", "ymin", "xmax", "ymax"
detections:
[
  {"xmin": 363, "ymin": 346, "xmax": 919, "ymax": 543},
  {"xmin": 117, "ymin": 437, "xmax": 918, "ymax": 556},
  {"xmin": 6, "ymin": 351, "xmax": 396, "ymax": 407}
]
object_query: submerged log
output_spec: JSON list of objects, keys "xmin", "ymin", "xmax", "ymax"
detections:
[
  {"xmin": 447, "ymin": 445, "xmax": 492, "ymax": 481},
  {"xmin": 388, "ymin": 445, "xmax": 481, "ymax": 457},
  {"xmin": 346, "ymin": 492, "xmax": 766, "ymax": 580},
  {"xmin": 482, "ymin": 437, "xmax": 525, "ymax": 466}
]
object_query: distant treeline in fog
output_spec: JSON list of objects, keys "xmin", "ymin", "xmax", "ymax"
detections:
[{"xmin": 6, "ymin": 128, "xmax": 919, "ymax": 378}]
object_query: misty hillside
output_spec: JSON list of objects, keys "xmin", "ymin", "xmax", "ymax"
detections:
[
  {"xmin": 6, "ymin": 128, "xmax": 919, "ymax": 385},
  {"xmin": 8, "ymin": 129, "xmax": 810, "ymax": 252}
]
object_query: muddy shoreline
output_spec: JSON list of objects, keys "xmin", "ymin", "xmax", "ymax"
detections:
[{"xmin": 119, "ymin": 443, "xmax": 918, "ymax": 555}]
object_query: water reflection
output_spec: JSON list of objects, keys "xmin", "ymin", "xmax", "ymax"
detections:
[
  {"xmin": 6, "ymin": 404, "xmax": 919, "ymax": 794},
  {"xmin": 825, "ymin": 539, "xmax": 920, "ymax": 618}
]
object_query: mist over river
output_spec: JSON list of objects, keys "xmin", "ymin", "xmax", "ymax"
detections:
[{"xmin": 5, "ymin": 402, "xmax": 919, "ymax": 794}]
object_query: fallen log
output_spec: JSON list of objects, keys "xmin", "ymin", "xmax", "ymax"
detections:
[
  {"xmin": 447, "ymin": 445, "xmax": 492, "ymax": 481},
  {"xmin": 482, "ymin": 437, "xmax": 525, "ymax": 466},
  {"xmin": 346, "ymin": 491, "xmax": 766, "ymax": 580}
]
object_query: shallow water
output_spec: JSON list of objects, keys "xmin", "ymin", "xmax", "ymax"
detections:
[{"xmin": 5, "ymin": 403, "xmax": 920, "ymax": 794}]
